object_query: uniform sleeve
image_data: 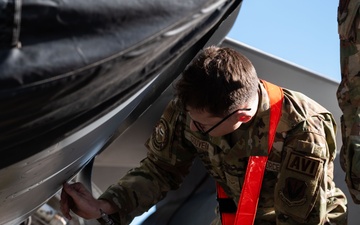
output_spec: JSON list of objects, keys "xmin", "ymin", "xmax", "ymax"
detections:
[
  {"xmin": 337, "ymin": 0, "xmax": 360, "ymax": 204},
  {"xmin": 274, "ymin": 111, "xmax": 347, "ymax": 224},
  {"xmin": 98, "ymin": 99, "xmax": 197, "ymax": 224}
]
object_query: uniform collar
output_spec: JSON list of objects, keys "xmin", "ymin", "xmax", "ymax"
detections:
[{"xmin": 229, "ymin": 81, "xmax": 272, "ymax": 156}]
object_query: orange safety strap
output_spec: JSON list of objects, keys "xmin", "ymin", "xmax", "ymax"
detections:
[
  {"xmin": 217, "ymin": 80, "xmax": 284, "ymax": 225},
  {"xmin": 216, "ymin": 182, "xmax": 236, "ymax": 224}
]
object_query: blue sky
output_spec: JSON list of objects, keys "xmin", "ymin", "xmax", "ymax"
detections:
[{"xmin": 227, "ymin": 0, "xmax": 340, "ymax": 82}]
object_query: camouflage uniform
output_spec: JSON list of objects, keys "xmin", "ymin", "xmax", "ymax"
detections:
[
  {"xmin": 100, "ymin": 81, "xmax": 347, "ymax": 224},
  {"xmin": 337, "ymin": 0, "xmax": 360, "ymax": 204}
]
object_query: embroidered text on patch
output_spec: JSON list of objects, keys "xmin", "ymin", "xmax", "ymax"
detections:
[
  {"xmin": 190, "ymin": 135, "xmax": 210, "ymax": 151},
  {"xmin": 266, "ymin": 160, "xmax": 280, "ymax": 172},
  {"xmin": 286, "ymin": 153, "xmax": 320, "ymax": 177}
]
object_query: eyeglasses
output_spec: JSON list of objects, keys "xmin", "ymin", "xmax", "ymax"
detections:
[{"xmin": 193, "ymin": 108, "xmax": 251, "ymax": 135}]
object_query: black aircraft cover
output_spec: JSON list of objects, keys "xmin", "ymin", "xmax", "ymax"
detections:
[{"xmin": 0, "ymin": 0, "xmax": 241, "ymax": 168}]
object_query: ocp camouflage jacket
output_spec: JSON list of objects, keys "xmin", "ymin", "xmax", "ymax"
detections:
[{"xmin": 100, "ymin": 80, "xmax": 347, "ymax": 225}]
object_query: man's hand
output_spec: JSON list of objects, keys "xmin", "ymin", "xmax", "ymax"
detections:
[{"xmin": 60, "ymin": 182, "xmax": 110, "ymax": 220}]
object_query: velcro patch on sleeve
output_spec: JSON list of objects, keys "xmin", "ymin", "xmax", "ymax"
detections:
[
  {"xmin": 275, "ymin": 150, "xmax": 324, "ymax": 222},
  {"xmin": 279, "ymin": 177, "xmax": 307, "ymax": 206}
]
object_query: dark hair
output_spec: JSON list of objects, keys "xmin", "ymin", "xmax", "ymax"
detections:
[{"xmin": 175, "ymin": 46, "xmax": 259, "ymax": 116}]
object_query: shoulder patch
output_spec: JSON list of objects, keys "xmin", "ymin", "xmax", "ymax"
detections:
[
  {"xmin": 151, "ymin": 118, "xmax": 169, "ymax": 151},
  {"xmin": 279, "ymin": 177, "xmax": 307, "ymax": 206},
  {"xmin": 286, "ymin": 152, "xmax": 320, "ymax": 177}
]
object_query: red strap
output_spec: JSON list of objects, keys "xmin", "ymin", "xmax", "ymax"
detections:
[
  {"xmin": 216, "ymin": 183, "xmax": 236, "ymax": 224},
  {"xmin": 217, "ymin": 80, "xmax": 283, "ymax": 225}
]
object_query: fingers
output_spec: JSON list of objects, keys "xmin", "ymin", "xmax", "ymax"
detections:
[
  {"xmin": 60, "ymin": 182, "xmax": 99, "ymax": 220},
  {"xmin": 64, "ymin": 182, "xmax": 90, "ymax": 198},
  {"xmin": 60, "ymin": 183, "xmax": 73, "ymax": 220}
]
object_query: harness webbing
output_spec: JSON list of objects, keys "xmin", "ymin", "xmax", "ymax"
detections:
[{"xmin": 216, "ymin": 80, "xmax": 284, "ymax": 225}]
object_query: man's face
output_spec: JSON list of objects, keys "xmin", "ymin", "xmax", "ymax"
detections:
[
  {"xmin": 186, "ymin": 92, "xmax": 258, "ymax": 137},
  {"xmin": 186, "ymin": 108, "xmax": 248, "ymax": 137}
]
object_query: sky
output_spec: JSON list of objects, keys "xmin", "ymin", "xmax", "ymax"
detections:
[{"xmin": 227, "ymin": 0, "xmax": 341, "ymax": 82}]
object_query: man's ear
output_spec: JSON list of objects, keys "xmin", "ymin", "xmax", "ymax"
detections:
[{"xmin": 238, "ymin": 114, "xmax": 252, "ymax": 123}]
